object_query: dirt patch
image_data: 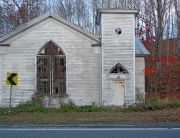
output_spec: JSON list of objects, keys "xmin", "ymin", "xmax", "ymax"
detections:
[{"xmin": 0, "ymin": 107, "xmax": 180, "ymax": 125}]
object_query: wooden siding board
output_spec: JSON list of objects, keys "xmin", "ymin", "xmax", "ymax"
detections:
[
  {"xmin": 101, "ymin": 13, "xmax": 135, "ymax": 105},
  {"xmin": 0, "ymin": 55, "xmax": 2, "ymax": 106},
  {"xmin": 135, "ymin": 57, "xmax": 145, "ymax": 97},
  {"xmin": 1, "ymin": 20, "xmax": 100, "ymax": 107},
  {"xmin": 0, "ymin": 46, "xmax": 8, "ymax": 54}
]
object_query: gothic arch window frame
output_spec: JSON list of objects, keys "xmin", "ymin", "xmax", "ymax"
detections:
[
  {"xmin": 108, "ymin": 63, "xmax": 129, "ymax": 74},
  {"xmin": 35, "ymin": 40, "xmax": 67, "ymax": 96},
  {"xmin": 37, "ymin": 40, "xmax": 66, "ymax": 55}
]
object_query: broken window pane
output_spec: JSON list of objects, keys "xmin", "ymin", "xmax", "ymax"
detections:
[
  {"xmin": 110, "ymin": 63, "xmax": 128, "ymax": 74},
  {"xmin": 37, "ymin": 40, "xmax": 66, "ymax": 95}
]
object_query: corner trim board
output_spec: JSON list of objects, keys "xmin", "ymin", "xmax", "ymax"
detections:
[{"xmin": 0, "ymin": 55, "xmax": 2, "ymax": 107}]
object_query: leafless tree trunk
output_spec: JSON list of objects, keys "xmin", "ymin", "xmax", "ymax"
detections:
[
  {"xmin": 174, "ymin": 0, "xmax": 180, "ymax": 57},
  {"xmin": 0, "ymin": 6, "xmax": 4, "ymax": 37},
  {"xmin": 141, "ymin": 0, "xmax": 173, "ymax": 75}
]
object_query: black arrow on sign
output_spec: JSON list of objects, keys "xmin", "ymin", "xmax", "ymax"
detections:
[{"xmin": 7, "ymin": 73, "xmax": 17, "ymax": 85}]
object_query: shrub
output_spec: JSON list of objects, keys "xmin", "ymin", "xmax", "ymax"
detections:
[{"xmin": 128, "ymin": 100, "xmax": 180, "ymax": 112}]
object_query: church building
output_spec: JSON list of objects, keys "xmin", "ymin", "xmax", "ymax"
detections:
[{"xmin": 0, "ymin": 9, "xmax": 149, "ymax": 107}]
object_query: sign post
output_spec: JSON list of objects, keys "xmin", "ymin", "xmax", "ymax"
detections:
[
  {"xmin": 9, "ymin": 85, "xmax": 12, "ymax": 114},
  {"xmin": 6, "ymin": 72, "xmax": 18, "ymax": 114}
]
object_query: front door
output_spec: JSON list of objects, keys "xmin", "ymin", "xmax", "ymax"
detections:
[{"xmin": 112, "ymin": 81, "xmax": 125, "ymax": 106}]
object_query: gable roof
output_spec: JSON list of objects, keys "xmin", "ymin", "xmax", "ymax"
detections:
[
  {"xmin": 0, "ymin": 12, "xmax": 101, "ymax": 44},
  {"xmin": 0, "ymin": 11, "xmax": 149, "ymax": 56}
]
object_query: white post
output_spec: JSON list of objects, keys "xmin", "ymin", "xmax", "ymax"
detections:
[{"xmin": 9, "ymin": 85, "xmax": 12, "ymax": 114}]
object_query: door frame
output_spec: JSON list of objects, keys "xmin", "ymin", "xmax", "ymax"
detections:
[{"xmin": 111, "ymin": 80, "xmax": 126, "ymax": 106}]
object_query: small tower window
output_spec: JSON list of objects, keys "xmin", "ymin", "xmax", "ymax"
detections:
[
  {"xmin": 110, "ymin": 63, "xmax": 128, "ymax": 74},
  {"xmin": 115, "ymin": 27, "xmax": 122, "ymax": 35}
]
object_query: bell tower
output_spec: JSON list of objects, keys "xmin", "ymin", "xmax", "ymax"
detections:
[{"xmin": 96, "ymin": 9, "xmax": 138, "ymax": 106}]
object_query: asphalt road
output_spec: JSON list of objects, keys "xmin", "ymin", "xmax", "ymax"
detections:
[{"xmin": 0, "ymin": 125, "xmax": 180, "ymax": 138}]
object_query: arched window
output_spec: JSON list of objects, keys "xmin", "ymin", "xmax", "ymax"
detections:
[
  {"xmin": 37, "ymin": 40, "xmax": 66, "ymax": 95},
  {"xmin": 109, "ymin": 63, "xmax": 129, "ymax": 74}
]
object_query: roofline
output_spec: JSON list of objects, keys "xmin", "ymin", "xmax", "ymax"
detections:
[
  {"xmin": 135, "ymin": 54, "xmax": 149, "ymax": 57},
  {"xmin": 0, "ymin": 12, "xmax": 52, "ymax": 42},
  {"xmin": 96, "ymin": 8, "xmax": 139, "ymax": 25},
  {"xmin": 0, "ymin": 43, "xmax": 10, "ymax": 46},
  {"xmin": 0, "ymin": 12, "xmax": 101, "ymax": 43},
  {"xmin": 92, "ymin": 42, "xmax": 101, "ymax": 46},
  {"xmin": 91, "ymin": 41, "xmax": 149, "ymax": 57},
  {"xmin": 50, "ymin": 12, "xmax": 101, "ymax": 42}
]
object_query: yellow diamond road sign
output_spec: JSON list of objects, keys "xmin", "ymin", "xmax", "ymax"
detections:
[{"xmin": 6, "ymin": 72, "xmax": 18, "ymax": 85}]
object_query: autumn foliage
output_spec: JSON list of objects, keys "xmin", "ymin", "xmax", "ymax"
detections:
[
  {"xmin": 136, "ymin": 16, "xmax": 180, "ymax": 94},
  {"xmin": 0, "ymin": 0, "xmax": 45, "ymax": 36}
]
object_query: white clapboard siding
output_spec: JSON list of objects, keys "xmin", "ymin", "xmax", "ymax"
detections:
[
  {"xmin": 0, "ymin": 55, "xmax": 2, "ymax": 107},
  {"xmin": 101, "ymin": 13, "xmax": 135, "ymax": 106},
  {"xmin": 135, "ymin": 57, "xmax": 145, "ymax": 99},
  {"xmin": 1, "ymin": 18, "xmax": 100, "ymax": 107}
]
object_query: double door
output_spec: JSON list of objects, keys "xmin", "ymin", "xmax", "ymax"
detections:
[{"xmin": 36, "ymin": 55, "xmax": 66, "ymax": 95}]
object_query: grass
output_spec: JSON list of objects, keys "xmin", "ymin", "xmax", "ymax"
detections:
[
  {"xmin": 0, "ymin": 101, "xmax": 109, "ymax": 115},
  {"xmin": 58, "ymin": 105, "xmax": 107, "ymax": 113},
  {"xmin": 0, "ymin": 107, "xmax": 180, "ymax": 125},
  {"xmin": 0, "ymin": 100, "xmax": 47, "ymax": 115},
  {"xmin": 128, "ymin": 101, "xmax": 180, "ymax": 112},
  {"xmin": 57, "ymin": 102, "xmax": 108, "ymax": 113},
  {"xmin": 1, "ymin": 99, "xmax": 180, "ymax": 115},
  {"xmin": 1, "ymin": 99, "xmax": 180, "ymax": 125}
]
